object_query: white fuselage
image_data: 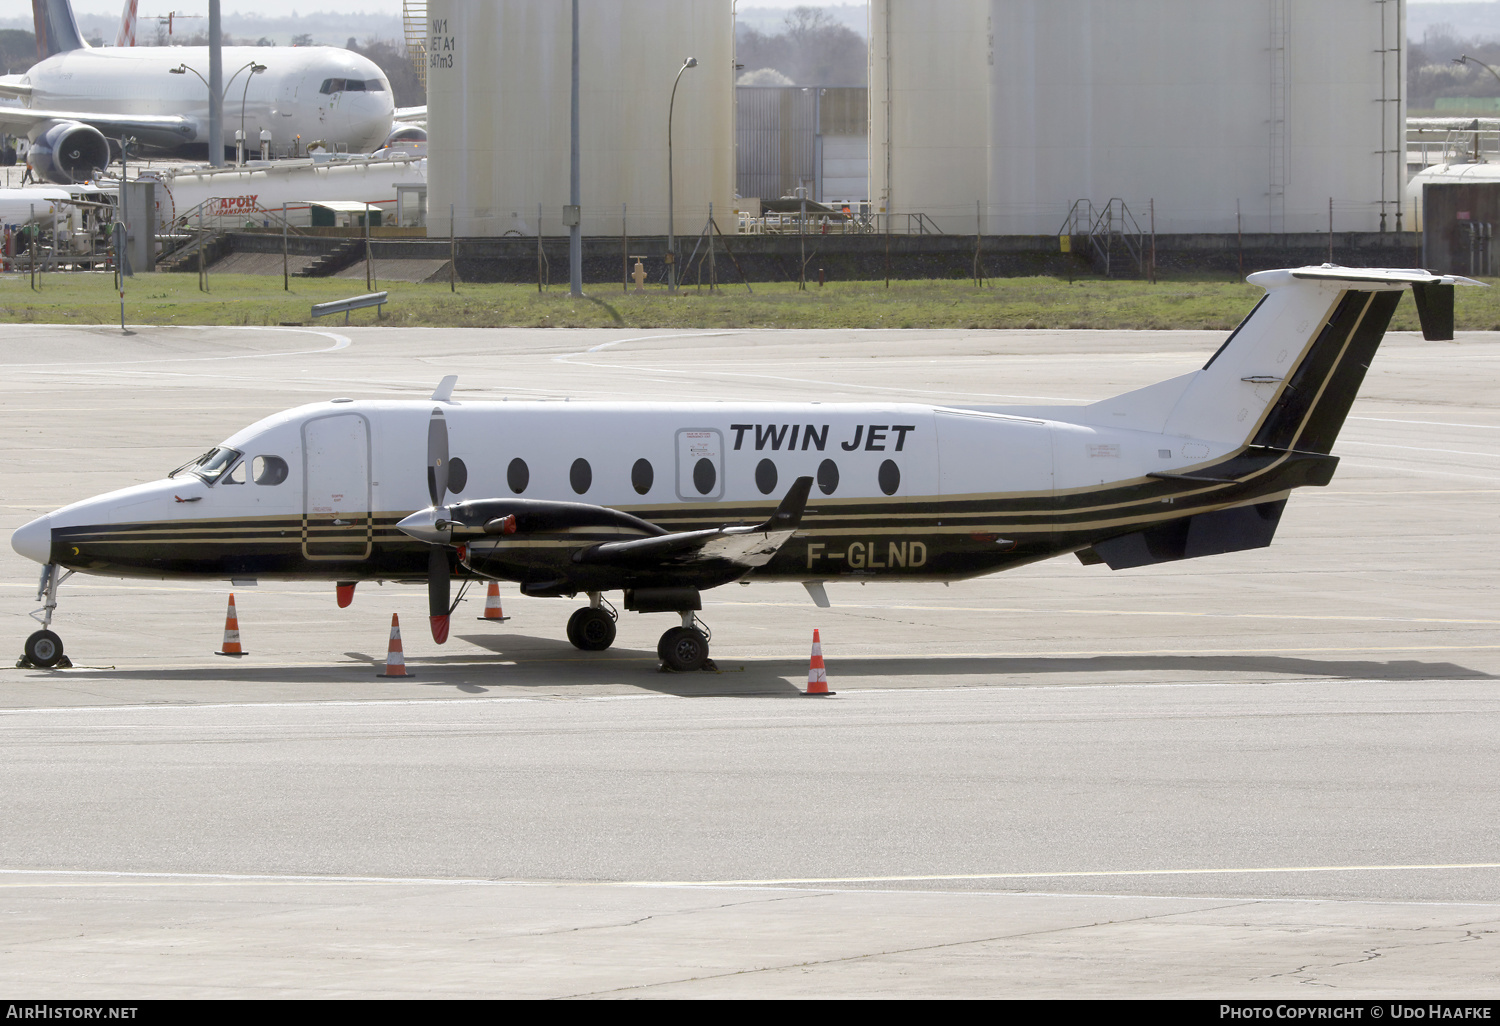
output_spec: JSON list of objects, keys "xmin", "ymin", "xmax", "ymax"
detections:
[{"xmin": 15, "ymin": 45, "xmax": 394, "ymax": 155}]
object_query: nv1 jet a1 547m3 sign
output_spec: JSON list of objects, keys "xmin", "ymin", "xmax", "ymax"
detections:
[{"xmin": 10, "ymin": 266, "xmax": 1481, "ymax": 672}]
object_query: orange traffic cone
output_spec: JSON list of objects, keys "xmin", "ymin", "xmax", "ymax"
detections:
[
  {"xmin": 477, "ymin": 581, "xmax": 510, "ymax": 622},
  {"xmin": 215, "ymin": 593, "xmax": 247, "ymax": 657},
  {"xmin": 804, "ymin": 628, "xmax": 834, "ymax": 696},
  {"xmin": 377, "ymin": 613, "xmax": 412, "ymax": 678}
]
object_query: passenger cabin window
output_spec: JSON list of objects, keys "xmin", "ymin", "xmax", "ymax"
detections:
[
  {"xmin": 755, "ymin": 459, "xmax": 778, "ymax": 495},
  {"xmin": 817, "ymin": 459, "xmax": 839, "ymax": 495},
  {"xmin": 507, "ymin": 458, "xmax": 529, "ymax": 494},
  {"xmin": 447, "ymin": 457, "xmax": 468, "ymax": 494},
  {"xmin": 631, "ymin": 458, "xmax": 653, "ymax": 495},
  {"xmin": 253, "ymin": 456, "xmax": 289, "ymax": 486},
  {"xmin": 570, "ymin": 458, "xmax": 593, "ymax": 495}
]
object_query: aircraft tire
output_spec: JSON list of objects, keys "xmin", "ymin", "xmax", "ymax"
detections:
[
  {"xmin": 658, "ymin": 627, "xmax": 708, "ymax": 672},
  {"xmin": 24, "ymin": 630, "xmax": 64, "ymax": 669},
  {"xmin": 567, "ymin": 607, "xmax": 616, "ymax": 652}
]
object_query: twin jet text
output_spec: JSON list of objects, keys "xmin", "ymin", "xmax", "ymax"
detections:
[{"xmin": 729, "ymin": 424, "xmax": 917, "ymax": 452}]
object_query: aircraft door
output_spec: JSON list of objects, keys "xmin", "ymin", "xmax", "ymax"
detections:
[
  {"xmin": 302, "ymin": 413, "xmax": 372, "ymax": 560},
  {"xmin": 676, "ymin": 429, "xmax": 724, "ymax": 502}
]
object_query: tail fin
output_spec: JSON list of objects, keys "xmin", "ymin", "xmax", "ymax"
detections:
[
  {"xmin": 33, "ymin": 0, "xmax": 87, "ymax": 59},
  {"xmin": 115, "ymin": 0, "xmax": 138, "ymax": 47},
  {"xmin": 1161, "ymin": 266, "xmax": 1482, "ymax": 455}
]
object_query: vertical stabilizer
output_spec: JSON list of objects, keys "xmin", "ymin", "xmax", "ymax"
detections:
[
  {"xmin": 33, "ymin": 0, "xmax": 87, "ymax": 59},
  {"xmin": 116, "ymin": 0, "xmax": 139, "ymax": 47}
]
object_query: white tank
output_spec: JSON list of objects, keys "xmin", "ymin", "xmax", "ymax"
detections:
[
  {"xmin": 426, "ymin": 0, "xmax": 735, "ymax": 237},
  {"xmin": 139, "ymin": 156, "xmax": 427, "ymax": 229},
  {"xmin": 1404, "ymin": 162, "xmax": 1500, "ymax": 232},
  {"xmin": 872, "ymin": 0, "xmax": 1407, "ymax": 236}
]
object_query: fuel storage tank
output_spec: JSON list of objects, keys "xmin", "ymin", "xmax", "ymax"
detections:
[
  {"xmin": 426, "ymin": 0, "xmax": 735, "ymax": 238},
  {"xmin": 871, "ymin": 0, "xmax": 1406, "ymax": 236}
]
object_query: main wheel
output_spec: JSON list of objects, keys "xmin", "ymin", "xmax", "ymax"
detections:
[
  {"xmin": 658, "ymin": 626, "xmax": 709, "ymax": 672},
  {"xmin": 566, "ymin": 607, "xmax": 617, "ymax": 652},
  {"xmin": 24, "ymin": 630, "xmax": 64, "ymax": 669}
]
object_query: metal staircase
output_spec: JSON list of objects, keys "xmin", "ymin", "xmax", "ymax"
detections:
[
  {"xmin": 403, "ymin": 2, "xmax": 429, "ymax": 90},
  {"xmin": 1058, "ymin": 199, "xmax": 1148, "ymax": 277}
]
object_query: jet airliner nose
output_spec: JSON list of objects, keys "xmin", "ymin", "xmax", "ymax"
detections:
[{"xmin": 11, "ymin": 514, "xmax": 53, "ymax": 565}]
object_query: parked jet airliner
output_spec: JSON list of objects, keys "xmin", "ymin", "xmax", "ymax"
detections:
[
  {"xmin": 8, "ymin": 267, "xmax": 1480, "ymax": 672},
  {"xmin": 0, "ymin": 0, "xmax": 395, "ymax": 183}
]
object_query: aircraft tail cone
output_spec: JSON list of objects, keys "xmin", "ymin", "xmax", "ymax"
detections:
[
  {"xmin": 378, "ymin": 613, "xmax": 412, "ymax": 677},
  {"xmin": 215, "ymin": 593, "xmax": 247, "ymax": 657},
  {"xmin": 804, "ymin": 628, "xmax": 834, "ymax": 696},
  {"xmin": 430, "ymin": 614, "xmax": 450, "ymax": 645},
  {"xmin": 477, "ymin": 582, "xmax": 510, "ymax": 622}
]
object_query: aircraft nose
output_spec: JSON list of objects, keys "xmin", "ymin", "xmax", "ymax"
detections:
[{"xmin": 11, "ymin": 514, "xmax": 53, "ymax": 565}]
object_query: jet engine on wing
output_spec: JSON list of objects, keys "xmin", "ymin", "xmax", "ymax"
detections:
[{"xmin": 28, "ymin": 121, "xmax": 110, "ymax": 185}]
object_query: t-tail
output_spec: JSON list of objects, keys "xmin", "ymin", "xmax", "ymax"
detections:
[
  {"xmin": 1078, "ymin": 265, "xmax": 1483, "ymax": 571},
  {"xmin": 33, "ymin": 0, "xmax": 87, "ymax": 60}
]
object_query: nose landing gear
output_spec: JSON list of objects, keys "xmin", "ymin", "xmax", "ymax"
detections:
[{"xmin": 17, "ymin": 564, "xmax": 73, "ymax": 669}]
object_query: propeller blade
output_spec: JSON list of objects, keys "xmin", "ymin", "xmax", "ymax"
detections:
[
  {"xmin": 428, "ymin": 544, "xmax": 451, "ymax": 644},
  {"xmin": 427, "ymin": 407, "xmax": 449, "ymax": 507}
]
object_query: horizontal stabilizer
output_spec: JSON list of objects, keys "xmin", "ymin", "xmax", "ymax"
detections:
[{"xmin": 1089, "ymin": 500, "xmax": 1287, "ymax": 570}]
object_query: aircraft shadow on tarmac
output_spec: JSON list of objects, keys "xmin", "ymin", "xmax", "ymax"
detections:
[{"xmin": 35, "ymin": 632, "xmax": 1495, "ymax": 699}]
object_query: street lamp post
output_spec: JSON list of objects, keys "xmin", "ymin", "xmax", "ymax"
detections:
[
  {"xmin": 666, "ymin": 56, "xmax": 698, "ymax": 293},
  {"xmin": 1454, "ymin": 55, "xmax": 1500, "ymax": 162},
  {"xmin": 171, "ymin": 60, "xmax": 267, "ymax": 165},
  {"xmin": 239, "ymin": 63, "xmax": 267, "ymax": 165}
]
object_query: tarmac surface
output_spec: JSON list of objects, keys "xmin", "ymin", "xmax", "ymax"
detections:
[{"xmin": 0, "ymin": 317, "xmax": 1497, "ymax": 998}]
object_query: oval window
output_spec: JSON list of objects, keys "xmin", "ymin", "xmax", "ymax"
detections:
[
  {"xmin": 253, "ymin": 455, "xmax": 288, "ymax": 486},
  {"xmin": 631, "ymin": 458, "xmax": 654, "ymax": 495},
  {"xmin": 693, "ymin": 458, "xmax": 717, "ymax": 496},
  {"xmin": 755, "ymin": 459, "xmax": 778, "ymax": 495},
  {"xmin": 447, "ymin": 456, "xmax": 468, "ymax": 494},
  {"xmin": 878, "ymin": 460, "xmax": 900, "ymax": 496},
  {"xmin": 571, "ymin": 458, "xmax": 593, "ymax": 495},
  {"xmin": 817, "ymin": 459, "xmax": 840, "ymax": 495},
  {"xmin": 507, "ymin": 457, "xmax": 529, "ymax": 494}
]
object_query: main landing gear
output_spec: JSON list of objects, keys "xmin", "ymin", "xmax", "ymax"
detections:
[
  {"xmin": 562, "ymin": 594, "xmax": 715, "ymax": 672},
  {"xmin": 565, "ymin": 593, "xmax": 617, "ymax": 652},
  {"xmin": 17, "ymin": 563, "xmax": 73, "ymax": 669}
]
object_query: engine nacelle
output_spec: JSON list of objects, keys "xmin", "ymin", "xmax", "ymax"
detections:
[{"xmin": 27, "ymin": 121, "xmax": 110, "ymax": 185}]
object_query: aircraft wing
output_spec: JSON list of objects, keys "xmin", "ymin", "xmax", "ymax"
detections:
[
  {"xmin": 573, "ymin": 477, "xmax": 815, "ymax": 571},
  {"xmin": 393, "ymin": 106, "xmax": 427, "ymax": 124},
  {"xmin": 0, "ymin": 106, "xmax": 197, "ymax": 148},
  {"xmin": 0, "ymin": 77, "xmax": 34, "ymax": 100}
]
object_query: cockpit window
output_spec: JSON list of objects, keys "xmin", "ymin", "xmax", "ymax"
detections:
[
  {"xmin": 172, "ymin": 447, "xmax": 242, "ymax": 485},
  {"xmin": 319, "ymin": 78, "xmax": 383, "ymax": 94},
  {"xmin": 253, "ymin": 456, "xmax": 289, "ymax": 486}
]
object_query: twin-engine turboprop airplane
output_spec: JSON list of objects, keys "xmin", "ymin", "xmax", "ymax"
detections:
[{"xmin": 8, "ymin": 266, "xmax": 1481, "ymax": 671}]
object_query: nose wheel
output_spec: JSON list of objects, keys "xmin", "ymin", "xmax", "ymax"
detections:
[
  {"xmin": 20, "ymin": 630, "xmax": 67, "ymax": 669},
  {"xmin": 16, "ymin": 564, "xmax": 73, "ymax": 669}
]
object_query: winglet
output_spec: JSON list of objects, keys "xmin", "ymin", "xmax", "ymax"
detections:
[
  {"xmin": 761, "ymin": 476, "xmax": 814, "ymax": 532},
  {"xmin": 430, "ymin": 374, "xmax": 459, "ymax": 402},
  {"xmin": 1411, "ymin": 281, "xmax": 1456, "ymax": 341}
]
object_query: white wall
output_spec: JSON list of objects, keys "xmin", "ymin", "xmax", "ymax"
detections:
[
  {"xmin": 427, "ymin": 0, "xmax": 735, "ymax": 238},
  {"xmin": 872, "ymin": 0, "xmax": 1407, "ymax": 235}
]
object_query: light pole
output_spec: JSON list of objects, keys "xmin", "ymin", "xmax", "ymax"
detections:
[
  {"xmin": 666, "ymin": 56, "xmax": 697, "ymax": 293},
  {"xmin": 1454, "ymin": 55, "xmax": 1500, "ymax": 162},
  {"xmin": 568, "ymin": 0, "xmax": 582, "ymax": 298},
  {"xmin": 170, "ymin": 61, "xmax": 266, "ymax": 164},
  {"xmin": 238, "ymin": 63, "xmax": 267, "ymax": 165}
]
